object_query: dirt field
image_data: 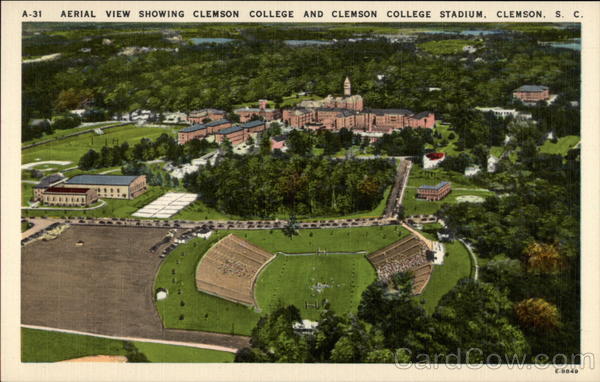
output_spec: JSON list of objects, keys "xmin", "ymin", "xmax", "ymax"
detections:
[{"xmin": 21, "ymin": 225, "xmax": 249, "ymax": 350}]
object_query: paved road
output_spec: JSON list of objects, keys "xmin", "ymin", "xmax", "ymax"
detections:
[
  {"xmin": 38, "ymin": 215, "xmax": 400, "ymax": 232},
  {"xmin": 21, "ymin": 218, "xmax": 57, "ymax": 240}
]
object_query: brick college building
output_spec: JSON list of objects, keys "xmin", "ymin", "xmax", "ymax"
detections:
[
  {"xmin": 416, "ymin": 181, "xmax": 451, "ymax": 201},
  {"xmin": 512, "ymin": 85, "xmax": 550, "ymax": 103},
  {"xmin": 186, "ymin": 109, "xmax": 226, "ymax": 124},
  {"xmin": 234, "ymin": 99, "xmax": 281, "ymax": 123},
  {"xmin": 178, "ymin": 119, "xmax": 232, "ymax": 144},
  {"xmin": 214, "ymin": 120, "xmax": 267, "ymax": 145},
  {"xmin": 284, "ymin": 78, "xmax": 435, "ymax": 132}
]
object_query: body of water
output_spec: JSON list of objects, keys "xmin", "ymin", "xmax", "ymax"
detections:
[
  {"xmin": 284, "ymin": 40, "xmax": 333, "ymax": 46},
  {"xmin": 544, "ymin": 38, "xmax": 581, "ymax": 51},
  {"xmin": 189, "ymin": 37, "xmax": 235, "ymax": 45},
  {"xmin": 424, "ymin": 30, "xmax": 503, "ymax": 36}
]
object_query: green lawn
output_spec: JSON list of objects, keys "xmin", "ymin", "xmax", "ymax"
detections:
[
  {"xmin": 154, "ymin": 226, "xmax": 407, "ymax": 335},
  {"xmin": 172, "ymin": 200, "xmax": 239, "ymax": 221},
  {"xmin": 22, "ymin": 125, "xmax": 177, "ymax": 165},
  {"xmin": 417, "ymin": 240, "xmax": 472, "ymax": 313},
  {"xmin": 539, "ymin": 135, "xmax": 580, "ymax": 155},
  {"xmin": 135, "ymin": 342, "xmax": 234, "ymax": 363},
  {"xmin": 154, "ymin": 233, "xmax": 261, "ymax": 336},
  {"xmin": 428, "ymin": 123, "xmax": 462, "ymax": 156},
  {"xmin": 417, "ymin": 39, "xmax": 475, "ymax": 55},
  {"xmin": 403, "ymin": 188, "xmax": 493, "ymax": 216},
  {"xmin": 21, "ymin": 182, "xmax": 35, "ymax": 206},
  {"xmin": 23, "ymin": 122, "xmax": 124, "ymax": 146},
  {"xmin": 255, "ymin": 254, "xmax": 376, "ymax": 320},
  {"xmin": 21, "ymin": 328, "xmax": 234, "ymax": 363},
  {"xmin": 236, "ymin": 225, "xmax": 408, "ymax": 254},
  {"xmin": 408, "ymin": 165, "xmax": 482, "ymax": 189},
  {"xmin": 21, "ymin": 220, "xmax": 32, "ymax": 232},
  {"xmin": 21, "ymin": 186, "xmax": 167, "ymax": 218}
]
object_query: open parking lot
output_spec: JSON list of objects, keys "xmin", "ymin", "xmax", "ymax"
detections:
[{"xmin": 21, "ymin": 225, "xmax": 249, "ymax": 349}]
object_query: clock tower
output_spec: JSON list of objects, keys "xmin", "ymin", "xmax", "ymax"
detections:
[{"xmin": 343, "ymin": 76, "xmax": 351, "ymax": 96}]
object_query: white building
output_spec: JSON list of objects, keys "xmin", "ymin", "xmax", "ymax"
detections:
[
  {"xmin": 69, "ymin": 109, "xmax": 86, "ymax": 117},
  {"xmin": 292, "ymin": 320, "xmax": 319, "ymax": 335},
  {"xmin": 464, "ymin": 165, "xmax": 481, "ymax": 177},
  {"xmin": 463, "ymin": 45, "xmax": 477, "ymax": 54},
  {"xmin": 476, "ymin": 107, "xmax": 532, "ymax": 120},
  {"xmin": 423, "ymin": 152, "xmax": 446, "ymax": 170},
  {"xmin": 163, "ymin": 112, "xmax": 187, "ymax": 124},
  {"xmin": 487, "ymin": 155, "xmax": 499, "ymax": 173}
]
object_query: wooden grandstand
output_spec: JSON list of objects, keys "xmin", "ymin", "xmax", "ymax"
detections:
[
  {"xmin": 195, "ymin": 234, "xmax": 275, "ymax": 306},
  {"xmin": 367, "ymin": 234, "xmax": 433, "ymax": 295}
]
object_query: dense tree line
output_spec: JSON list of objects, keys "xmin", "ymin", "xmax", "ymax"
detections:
[
  {"xmin": 183, "ymin": 155, "xmax": 395, "ymax": 218},
  {"xmin": 78, "ymin": 133, "xmax": 216, "ymax": 170},
  {"xmin": 121, "ymin": 161, "xmax": 179, "ymax": 188},
  {"xmin": 373, "ymin": 128, "xmax": 434, "ymax": 157}
]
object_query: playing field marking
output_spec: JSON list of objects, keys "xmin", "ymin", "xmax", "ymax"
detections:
[{"xmin": 21, "ymin": 160, "xmax": 73, "ymax": 170}]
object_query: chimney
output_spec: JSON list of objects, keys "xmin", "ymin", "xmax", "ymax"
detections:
[{"xmin": 258, "ymin": 99, "xmax": 268, "ymax": 110}]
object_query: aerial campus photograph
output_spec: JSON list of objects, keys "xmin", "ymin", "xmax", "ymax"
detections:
[{"xmin": 20, "ymin": 22, "xmax": 580, "ymax": 364}]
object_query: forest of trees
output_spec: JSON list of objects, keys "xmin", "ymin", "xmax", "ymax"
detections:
[
  {"xmin": 22, "ymin": 24, "xmax": 580, "ymax": 141},
  {"xmin": 183, "ymin": 155, "xmax": 395, "ymax": 218},
  {"xmin": 236, "ymin": 276, "xmax": 533, "ymax": 363}
]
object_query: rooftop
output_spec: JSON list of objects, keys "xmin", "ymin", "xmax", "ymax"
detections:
[
  {"xmin": 205, "ymin": 119, "xmax": 230, "ymax": 127},
  {"xmin": 34, "ymin": 174, "xmax": 66, "ymax": 189},
  {"xmin": 418, "ymin": 181, "xmax": 450, "ymax": 191},
  {"xmin": 179, "ymin": 124, "xmax": 208, "ymax": 133},
  {"xmin": 217, "ymin": 125, "xmax": 244, "ymax": 135},
  {"xmin": 66, "ymin": 174, "xmax": 141, "ymax": 186},
  {"xmin": 425, "ymin": 152, "xmax": 445, "ymax": 160},
  {"xmin": 412, "ymin": 111, "xmax": 433, "ymax": 119},
  {"xmin": 369, "ymin": 108, "xmax": 414, "ymax": 116},
  {"xmin": 189, "ymin": 108, "xmax": 225, "ymax": 115},
  {"xmin": 234, "ymin": 107, "xmax": 277, "ymax": 113},
  {"xmin": 514, "ymin": 85, "xmax": 549, "ymax": 92},
  {"xmin": 240, "ymin": 120, "xmax": 266, "ymax": 128},
  {"xmin": 271, "ymin": 135, "xmax": 287, "ymax": 142},
  {"xmin": 45, "ymin": 186, "xmax": 90, "ymax": 194}
]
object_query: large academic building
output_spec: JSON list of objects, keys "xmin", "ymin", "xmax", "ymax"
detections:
[
  {"xmin": 234, "ymin": 100, "xmax": 282, "ymax": 123},
  {"xmin": 42, "ymin": 187, "xmax": 98, "ymax": 207},
  {"xmin": 65, "ymin": 174, "xmax": 147, "ymax": 199},
  {"xmin": 283, "ymin": 78, "xmax": 435, "ymax": 132},
  {"xmin": 416, "ymin": 181, "xmax": 452, "ymax": 201},
  {"xmin": 513, "ymin": 85, "xmax": 550, "ymax": 103},
  {"xmin": 178, "ymin": 119, "xmax": 232, "ymax": 144}
]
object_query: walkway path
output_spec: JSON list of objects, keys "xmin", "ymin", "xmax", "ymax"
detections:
[
  {"xmin": 384, "ymin": 158, "xmax": 412, "ymax": 218},
  {"xmin": 458, "ymin": 238, "xmax": 479, "ymax": 280},
  {"xmin": 405, "ymin": 185, "xmax": 491, "ymax": 192},
  {"xmin": 21, "ymin": 199, "xmax": 106, "ymax": 211},
  {"xmin": 21, "ymin": 324, "xmax": 238, "ymax": 353}
]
